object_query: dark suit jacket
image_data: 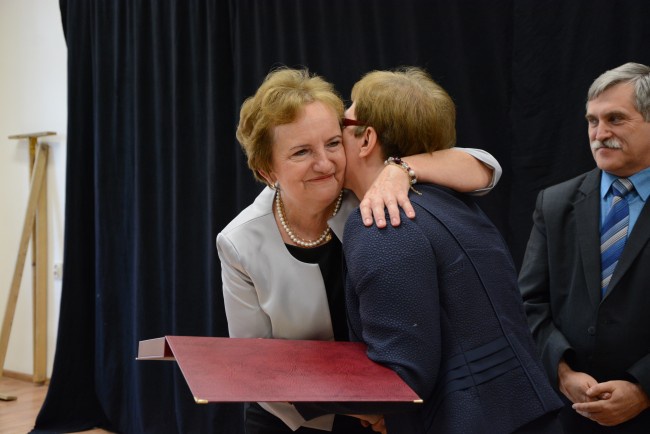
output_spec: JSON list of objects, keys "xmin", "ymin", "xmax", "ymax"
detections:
[
  {"xmin": 299, "ymin": 184, "xmax": 562, "ymax": 434},
  {"xmin": 519, "ymin": 168, "xmax": 650, "ymax": 431}
]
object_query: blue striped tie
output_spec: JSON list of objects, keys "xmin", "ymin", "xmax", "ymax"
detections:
[{"xmin": 600, "ymin": 178, "xmax": 634, "ymax": 296}]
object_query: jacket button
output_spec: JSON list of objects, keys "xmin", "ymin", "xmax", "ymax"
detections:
[{"xmin": 587, "ymin": 326, "xmax": 596, "ymax": 335}]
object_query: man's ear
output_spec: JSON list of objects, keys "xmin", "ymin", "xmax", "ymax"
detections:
[{"xmin": 359, "ymin": 126, "xmax": 378, "ymax": 158}]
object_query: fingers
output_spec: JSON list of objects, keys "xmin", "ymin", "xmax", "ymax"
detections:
[
  {"xmin": 361, "ymin": 162, "xmax": 413, "ymax": 228},
  {"xmin": 573, "ymin": 396, "xmax": 623, "ymax": 426},
  {"xmin": 359, "ymin": 194, "xmax": 392, "ymax": 228},
  {"xmin": 370, "ymin": 204, "xmax": 388, "ymax": 228},
  {"xmin": 384, "ymin": 199, "xmax": 401, "ymax": 227},
  {"xmin": 382, "ymin": 191, "xmax": 416, "ymax": 227},
  {"xmin": 572, "ymin": 401, "xmax": 605, "ymax": 413},
  {"xmin": 573, "ymin": 402, "xmax": 605, "ymax": 425},
  {"xmin": 370, "ymin": 417, "xmax": 386, "ymax": 434},
  {"xmin": 586, "ymin": 382, "xmax": 613, "ymax": 398},
  {"xmin": 573, "ymin": 380, "xmax": 648, "ymax": 426},
  {"xmin": 350, "ymin": 413, "xmax": 381, "ymax": 425},
  {"xmin": 359, "ymin": 196, "xmax": 394, "ymax": 228},
  {"xmin": 396, "ymin": 193, "xmax": 415, "ymax": 221},
  {"xmin": 360, "ymin": 192, "xmax": 415, "ymax": 228},
  {"xmin": 359, "ymin": 199, "xmax": 380, "ymax": 227},
  {"xmin": 575, "ymin": 408, "xmax": 618, "ymax": 426},
  {"xmin": 558, "ymin": 367, "xmax": 601, "ymax": 404}
]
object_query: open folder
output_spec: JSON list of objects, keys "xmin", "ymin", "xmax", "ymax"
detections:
[{"xmin": 138, "ymin": 336, "xmax": 421, "ymax": 404}]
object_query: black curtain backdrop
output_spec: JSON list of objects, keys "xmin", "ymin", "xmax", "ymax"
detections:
[{"xmin": 32, "ymin": 1, "xmax": 650, "ymax": 433}]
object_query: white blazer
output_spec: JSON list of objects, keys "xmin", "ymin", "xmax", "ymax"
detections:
[
  {"xmin": 217, "ymin": 187, "xmax": 356, "ymax": 342},
  {"xmin": 216, "ymin": 187, "xmax": 356, "ymax": 431}
]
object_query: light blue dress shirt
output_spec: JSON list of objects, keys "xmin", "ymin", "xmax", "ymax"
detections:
[{"xmin": 600, "ymin": 167, "xmax": 650, "ymax": 233}]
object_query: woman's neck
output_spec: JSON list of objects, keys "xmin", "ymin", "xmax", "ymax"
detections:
[{"xmin": 274, "ymin": 190, "xmax": 343, "ymax": 248}]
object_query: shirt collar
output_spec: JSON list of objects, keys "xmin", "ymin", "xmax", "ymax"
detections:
[{"xmin": 601, "ymin": 167, "xmax": 650, "ymax": 202}]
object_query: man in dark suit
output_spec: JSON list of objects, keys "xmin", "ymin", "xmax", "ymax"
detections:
[
  {"xmin": 298, "ymin": 67, "xmax": 563, "ymax": 434},
  {"xmin": 519, "ymin": 62, "xmax": 650, "ymax": 433}
]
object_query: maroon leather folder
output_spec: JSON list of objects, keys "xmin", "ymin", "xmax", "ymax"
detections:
[{"xmin": 137, "ymin": 336, "xmax": 421, "ymax": 404}]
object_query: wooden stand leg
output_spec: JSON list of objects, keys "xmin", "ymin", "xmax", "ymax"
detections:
[
  {"xmin": 26, "ymin": 137, "xmax": 48, "ymax": 384},
  {"xmin": 0, "ymin": 145, "xmax": 48, "ymax": 379},
  {"xmin": 34, "ymin": 145, "xmax": 48, "ymax": 384},
  {"xmin": 1, "ymin": 131, "xmax": 55, "ymax": 399}
]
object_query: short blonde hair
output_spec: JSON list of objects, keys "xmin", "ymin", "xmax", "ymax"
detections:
[
  {"xmin": 236, "ymin": 67, "xmax": 344, "ymax": 183},
  {"xmin": 351, "ymin": 67, "xmax": 456, "ymax": 158}
]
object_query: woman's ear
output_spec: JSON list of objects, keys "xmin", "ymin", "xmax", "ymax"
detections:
[
  {"xmin": 258, "ymin": 169, "xmax": 275, "ymax": 187},
  {"xmin": 359, "ymin": 126, "xmax": 378, "ymax": 158}
]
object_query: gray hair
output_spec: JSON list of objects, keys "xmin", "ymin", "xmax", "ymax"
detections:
[{"xmin": 587, "ymin": 62, "xmax": 650, "ymax": 121}]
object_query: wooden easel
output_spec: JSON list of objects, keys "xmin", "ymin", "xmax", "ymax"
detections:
[{"xmin": 0, "ymin": 132, "xmax": 55, "ymax": 400}]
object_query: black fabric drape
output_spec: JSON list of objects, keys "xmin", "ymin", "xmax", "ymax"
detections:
[
  {"xmin": 508, "ymin": 0, "xmax": 650, "ymax": 263},
  {"xmin": 34, "ymin": 1, "xmax": 650, "ymax": 433},
  {"xmin": 34, "ymin": 1, "xmax": 244, "ymax": 433}
]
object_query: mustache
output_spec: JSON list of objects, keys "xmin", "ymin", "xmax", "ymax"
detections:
[{"xmin": 591, "ymin": 139, "xmax": 622, "ymax": 151}]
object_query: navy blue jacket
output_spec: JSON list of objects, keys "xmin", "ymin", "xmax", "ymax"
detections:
[{"xmin": 300, "ymin": 184, "xmax": 562, "ymax": 433}]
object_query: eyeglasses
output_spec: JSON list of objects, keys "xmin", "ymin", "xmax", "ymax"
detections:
[{"xmin": 341, "ymin": 118, "xmax": 367, "ymax": 128}]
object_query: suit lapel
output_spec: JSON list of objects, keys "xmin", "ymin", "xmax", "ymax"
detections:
[
  {"xmin": 604, "ymin": 198, "xmax": 650, "ymax": 298},
  {"xmin": 574, "ymin": 170, "xmax": 603, "ymax": 308}
]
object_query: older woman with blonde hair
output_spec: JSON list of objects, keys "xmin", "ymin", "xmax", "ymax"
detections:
[{"xmin": 217, "ymin": 67, "xmax": 501, "ymax": 434}]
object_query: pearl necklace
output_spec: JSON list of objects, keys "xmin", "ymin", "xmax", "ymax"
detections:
[{"xmin": 275, "ymin": 190, "xmax": 344, "ymax": 248}]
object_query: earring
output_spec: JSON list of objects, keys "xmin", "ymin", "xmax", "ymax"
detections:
[{"xmin": 274, "ymin": 181, "xmax": 280, "ymax": 190}]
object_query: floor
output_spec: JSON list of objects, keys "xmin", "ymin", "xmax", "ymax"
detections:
[{"xmin": 0, "ymin": 376, "xmax": 111, "ymax": 434}]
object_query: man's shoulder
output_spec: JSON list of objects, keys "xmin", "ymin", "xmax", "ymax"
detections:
[{"xmin": 540, "ymin": 168, "xmax": 600, "ymax": 199}]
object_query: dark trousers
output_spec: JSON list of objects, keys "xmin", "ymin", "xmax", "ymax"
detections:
[{"xmin": 512, "ymin": 411, "xmax": 563, "ymax": 434}]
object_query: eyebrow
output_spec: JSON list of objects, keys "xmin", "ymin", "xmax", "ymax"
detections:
[
  {"xmin": 585, "ymin": 109, "xmax": 629, "ymax": 120},
  {"xmin": 287, "ymin": 134, "xmax": 342, "ymax": 151}
]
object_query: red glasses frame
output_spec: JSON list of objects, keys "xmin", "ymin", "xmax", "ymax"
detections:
[{"xmin": 341, "ymin": 118, "xmax": 367, "ymax": 128}]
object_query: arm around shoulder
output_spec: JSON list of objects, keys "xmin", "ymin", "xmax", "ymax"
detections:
[
  {"xmin": 360, "ymin": 147, "xmax": 500, "ymax": 228},
  {"xmin": 402, "ymin": 147, "xmax": 501, "ymax": 194}
]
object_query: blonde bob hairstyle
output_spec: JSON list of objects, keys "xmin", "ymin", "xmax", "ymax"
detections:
[
  {"xmin": 350, "ymin": 67, "xmax": 456, "ymax": 158},
  {"xmin": 236, "ymin": 67, "xmax": 345, "ymax": 184}
]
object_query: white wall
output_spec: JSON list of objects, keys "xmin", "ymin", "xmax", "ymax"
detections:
[{"xmin": 0, "ymin": 0, "xmax": 67, "ymax": 378}]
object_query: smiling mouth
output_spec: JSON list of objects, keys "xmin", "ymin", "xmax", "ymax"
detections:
[
  {"xmin": 594, "ymin": 147, "xmax": 621, "ymax": 155},
  {"xmin": 309, "ymin": 174, "xmax": 335, "ymax": 182}
]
